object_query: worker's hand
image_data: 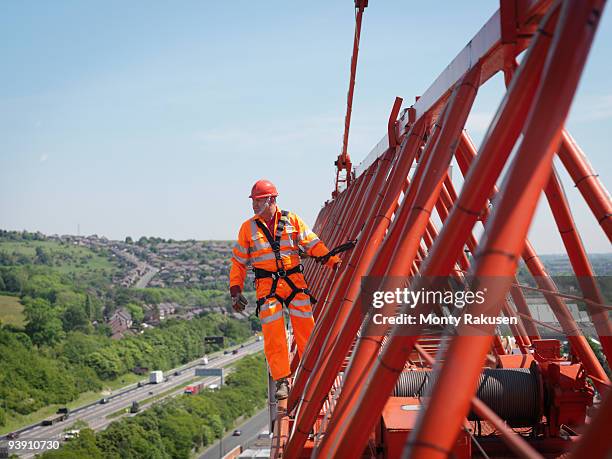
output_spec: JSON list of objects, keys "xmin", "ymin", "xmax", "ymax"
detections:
[
  {"xmin": 325, "ymin": 254, "xmax": 342, "ymax": 269},
  {"xmin": 231, "ymin": 293, "xmax": 248, "ymax": 313},
  {"xmin": 332, "ymin": 260, "xmax": 342, "ymax": 272}
]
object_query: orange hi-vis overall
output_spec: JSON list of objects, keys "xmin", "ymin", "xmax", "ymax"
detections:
[{"xmin": 229, "ymin": 208, "xmax": 339, "ymax": 380}]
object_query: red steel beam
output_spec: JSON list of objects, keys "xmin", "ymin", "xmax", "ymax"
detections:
[
  {"xmin": 557, "ymin": 130, "xmax": 612, "ymax": 241},
  {"xmin": 314, "ymin": 6, "xmax": 561, "ymax": 455},
  {"xmin": 354, "ymin": 0, "xmax": 553, "ymax": 178},
  {"xmin": 289, "ymin": 123, "xmax": 425, "ymax": 413},
  {"xmin": 455, "ymin": 132, "xmax": 609, "ymax": 388},
  {"xmin": 568, "ymin": 388, "xmax": 612, "ymax": 459},
  {"xmin": 312, "ymin": 65, "xmax": 481, "ymax": 458},
  {"xmin": 335, "ymin": 0, "xmax": 368, "ymax": 195},
  {"xmin": 440, "ymin": 177, "xmax": 530, "ymax": 352},
  {"xmin": 285, "ymin": 121, "xmax": 430, "ymax": 455},
  {"xmin": 405, "ymin": 2, "xmax": 606, "ymax": 457}
]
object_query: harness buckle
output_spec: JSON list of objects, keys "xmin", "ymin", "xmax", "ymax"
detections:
[
  {"xmin": 277, "ymin": 269, "xmax": 287, "ymax": 278},
  {"xmin": 271, "ymin": 241, "xmax": 281, "ymax": 251}
]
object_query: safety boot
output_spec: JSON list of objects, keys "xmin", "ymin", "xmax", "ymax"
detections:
[{"xmin": 275, "ymin": 378, "xmax": 289, "ymax": 400}]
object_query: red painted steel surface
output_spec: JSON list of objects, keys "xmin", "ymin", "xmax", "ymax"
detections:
[{"xmin": 272, "ymin": 1, "xmax": 611, "ymax": 458}]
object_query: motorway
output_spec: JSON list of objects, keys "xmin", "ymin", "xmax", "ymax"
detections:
[
  {"xmin": 198, "ymin": 408, "xmax": 270, "ymax": 459},
  {"xmin": 1, "ymin": 340, "xmax": 263, "ymax": 458}
]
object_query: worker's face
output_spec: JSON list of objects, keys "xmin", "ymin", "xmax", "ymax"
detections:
[{"xmin": 252, "ymin": 197, "xmax": 275, "ymax": 217}]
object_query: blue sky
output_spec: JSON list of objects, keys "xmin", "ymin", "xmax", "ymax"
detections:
[{"xmin": 1, "ymin": 1, "xmax": 610, "ymax": 253}]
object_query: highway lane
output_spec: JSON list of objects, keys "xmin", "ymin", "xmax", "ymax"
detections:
[
  {"xmin": 6, "ymin": 341, "xmax": 263, "ymax": 458},
  {"xmin": 198, "ymin": 408, "xmax": 270, "ymax": 459}
]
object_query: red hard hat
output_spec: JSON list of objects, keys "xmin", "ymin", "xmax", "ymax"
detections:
[{"xmin": 249, "ymin": 179, "xmax": 279, "ymax": 199}]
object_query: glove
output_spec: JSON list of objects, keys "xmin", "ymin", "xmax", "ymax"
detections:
[
  {"xmin": 325, "ymin": 254, "xmax": 342, "ymax": 269},
  {"xmin": 231, "ymin": 293, "xmax": 248, "ymax": 313}
]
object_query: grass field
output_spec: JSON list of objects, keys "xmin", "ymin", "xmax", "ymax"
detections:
[
  {"xmin": 0, "ymin": 240, "xmax": 117, "ymax": 276},
  {"xmin": 0, "ymin": 294, "xmax": 25, "ymax": 328}
]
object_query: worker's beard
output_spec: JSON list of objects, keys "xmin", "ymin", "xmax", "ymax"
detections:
[{"xmin": 253, "ymin": 197, "xmax": 272, "ymax": 217}]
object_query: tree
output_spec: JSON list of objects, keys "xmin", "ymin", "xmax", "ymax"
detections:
[
  {"xmin": 84, "ymin": 295, "xmax": 93, "ymax": 320},
  {"xmin": 125, "ymin": 236, "xmax": 133, "ymax": 244},
  {"xmin": 62, "ymin": 305, "xmax": 90, "ymax": 333},
  {"xmin": 24, "ymin": 297, "xmax": 65, "ymax": 346},
  {"xmin": 126, "ymin": 303, "xmax": 144, "ymax": 325},
  {"xmin": 35, "ymin": 246, "xmax": 52, "ymax": 265},
  {"xmin": 41, "ymin": 429, "xmax": 104, "ymax": 459},
  {"xmin": 2, "ymin": 267, "xmax": 28, "ymax": 293}
]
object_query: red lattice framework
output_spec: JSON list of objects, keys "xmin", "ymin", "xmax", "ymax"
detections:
[{"xmin": 270, "ymin": 1, "xmax": 612, "ymax": 458}]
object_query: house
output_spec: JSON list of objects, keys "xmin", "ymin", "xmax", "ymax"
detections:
[
  {"xmin": 108, "ymin": 308, "xmax": 133, "ymax": 337},
  {"xmin": 158, "ymin": 302, "xmax": 177, "ymax": 320}
]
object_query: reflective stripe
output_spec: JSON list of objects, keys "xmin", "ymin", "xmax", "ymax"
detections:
[
  {"xmin": 290, "ymin": 298, "xmax": 311, "ymax": 307},
  {"xmin": 259, "ymin": 299, "xmax": 280, "ymax": 314},
  {"xmin": 302, "ymin": 237, "xmax": 321, "ymax": 250},
  {"xmin": 254, "ymin": 240, "xmax": 270, "ymax": 252},
  {"xmin": 252, "ymin": 238, "xmax": 295, "ymax": 254},
  {"xmin": 280, "ymin": 245, "xmax": 298, "ymax": 255},
  {"xmin": 248, "ymin": 213, "xmax": 300, "ymax": 259},
  {"xmin": 289, "ymin": 309, "xmax": 313, "ymax": 319},
  {"xmin": 250, "ymin": 252, "xmax": 277, "ymax": 263},
  {"xmin": 261, "ymin": 310, "xmax": 284, "ymax": 325},
  {"xmin": 299, "ymin": 229, "xmax": 314, "ymax": 241},
  {"xmin": 250, "ymin": 219, "xmax": 259, "ymax": 236},
  {"xmin": 250, "ymin": 220, "xmax": 270, "ymax": 251},
  {"xmin": 233, "ymin": 241, "xmax": 249, "ymax": 253},
  {"xmin": 232, "ymin": 252, "xmax": 248, "ymax": 265}
]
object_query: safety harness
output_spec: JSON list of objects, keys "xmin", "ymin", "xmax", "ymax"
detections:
[{"xmin": 253, "ymin": 210, "xmax": 317, "ymax": 317}]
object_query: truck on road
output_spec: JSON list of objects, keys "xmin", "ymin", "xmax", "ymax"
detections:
[
  {"xmin": 41, "ymin": 413, "xmax": 68, "ymax": 426},
  {"xmin": 149, "ymin": 370, "xmax": 164, "ymax": 384},
  {"xmin": 184, "ymin": 382, "xmax": 205, "ymax": 395}
]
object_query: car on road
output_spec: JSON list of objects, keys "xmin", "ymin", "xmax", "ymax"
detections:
[
  {"xmin": 57, "ymin": 407, "xmax": 69, "ymax": 415},
  {"xmin": 232, "ymin": 349, "xmax": 239, "ymax": 355},
  {"xmin": 63, "ymin": 430, "xmax": 80, "ymax": 441},
  {"xmin": 174, "ymin": 371, "xmax": 180, "ymax": 376},
  {"xmin": 99, "ymin": 398, "xmax": 109, "ymax": 404},
  {"xmin": 7, "ymin": 432, "xmax": 19, "ymax": 439},
  {"xmin": 223, "ymin": 350, "xmax": 229, "ymax": 355},
  {"xmin": 232, "ymin": 430, "xmax": 242, "ymax": 436},
  {"xmin": 148, "ymin": 391, "xmax": 154, "ymax": 395}
]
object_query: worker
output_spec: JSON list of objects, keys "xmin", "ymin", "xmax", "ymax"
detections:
[{"xmin": 229, "ymin": 179, "xmax": 341, "ymax": 400}]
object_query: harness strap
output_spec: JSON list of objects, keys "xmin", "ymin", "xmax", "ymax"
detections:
[
  {"xmin": 254, "ymin": 210, "xmax": 315, "ymax": 317},
  {"xmin": 254, "ymin": 264, "xmax": 317, "ymax": 316},
  {"xmin": 302, "ymin": 239, "xmax": 357, "ymax": 264}
]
